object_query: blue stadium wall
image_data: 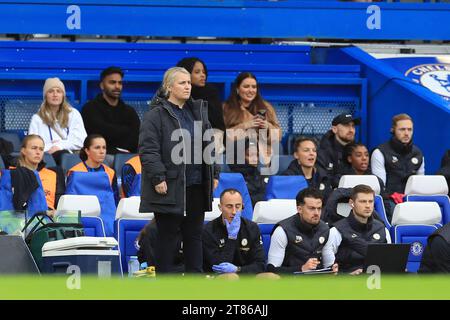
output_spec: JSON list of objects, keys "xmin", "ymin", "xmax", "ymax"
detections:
[{"xmin": 0, "ymin": 41, "xmax": 366, "ymax": 152}]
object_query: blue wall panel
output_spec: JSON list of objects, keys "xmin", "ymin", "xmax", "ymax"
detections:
[
  {"xmin": 0, "ymin": 41, "xmax": 364, "ymax": 150},
  {"xmin": 0, "ymin": 1, "xmax": 449, "ymax": 40}
]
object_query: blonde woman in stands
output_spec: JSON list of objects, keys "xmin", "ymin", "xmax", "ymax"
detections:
[
  {"xmin": 223, "ymin": 72, "xmax": 281, "ymax": 164},
  {"xmin": 29, "ymin": 77, "xmax": 87, "ymax": 165}
]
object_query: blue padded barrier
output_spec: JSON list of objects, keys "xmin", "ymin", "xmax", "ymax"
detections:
[
  {"xmin": 213, "ymin": 173, "xmax": 253, "ymax": 220},
  {"xmin": 406, "ymin": 195, "xmax": 450, "ymax": 225},
  {"xmin": 115, "ymin": 218, "xmax": 151, "ymax": 274},
  {"xmin": 265, "ymin": 175, "xmax": 308, "ymax": 200},
  {"xmin": 81, "ymin": 216, "xmax": 106, "ymax": 238},
  {"xmin": 393, "ymin": 225, "xmax": 438, "ymax": 273}
]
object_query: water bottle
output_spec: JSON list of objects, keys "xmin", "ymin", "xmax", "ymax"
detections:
[{"xmin": 128, "ymin": 256, "xmax": 139, "ymax": 277}]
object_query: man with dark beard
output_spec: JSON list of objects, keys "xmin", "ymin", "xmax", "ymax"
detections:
[
  {"xmin": 317, "ymin": 113, "xmax": 360, "ymax": 187},
  {"xmin": 82, "ymin": 66, "xmax": 140, "ymax": 157}
]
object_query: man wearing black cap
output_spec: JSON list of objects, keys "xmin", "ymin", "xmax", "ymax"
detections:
[{"xmin": 317, "ymin": 113, "xmax": 360, "ymax": 188}]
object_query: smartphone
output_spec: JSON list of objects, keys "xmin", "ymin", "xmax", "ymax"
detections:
[{"xmin": 257, "ymin": 110, "xmax": 267, "ymax": 119}]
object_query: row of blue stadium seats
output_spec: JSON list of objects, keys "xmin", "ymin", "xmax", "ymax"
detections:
[{"xmin": 60, "ymin": 172, "xmax": 449, "ymax": 273}]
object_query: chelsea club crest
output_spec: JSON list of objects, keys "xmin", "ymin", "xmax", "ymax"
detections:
[
  {"xmin": 405, "ymin": 64, "xmax": 450, "ymax": 100},
  {"xmin": 410, "ymin": 241, "xmax": 424, "ymax": 257}
]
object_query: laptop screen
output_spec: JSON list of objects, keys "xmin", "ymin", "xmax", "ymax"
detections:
[{"xmin": 364, "ymin": 243, "xmax": 411, "ymax": 273}]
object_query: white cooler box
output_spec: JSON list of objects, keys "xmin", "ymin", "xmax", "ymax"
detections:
[{"xmin": 42, "ymin": 237, "xmax": 122, "ymax": 276}]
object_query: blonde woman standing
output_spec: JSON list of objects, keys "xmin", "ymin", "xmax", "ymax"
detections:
[{"xmin": 28, "ymin": 77, "xmax": 87, "ymax": 164}]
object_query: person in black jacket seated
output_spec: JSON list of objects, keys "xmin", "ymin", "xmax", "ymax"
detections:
[
  {"xmin": 82, "ymin": 66, "xmax": 140, "ymax": 157},
  {"xmin": 0, "ymin": 137, "xmax": 14, "ymax": 169},
  {"xmin": 267, "ymin": 187, "xmax": 338, "ymax": 274},
  {"xmin": 228, "ymin": 138, "xmax": 268, "ymax": 207},
  {"xmin": 282, "ymin": 136, "xmax": 332, "ymax": 203},
  {"xmin": 436, "ymin": 150, "xmax": 450, "ymax": 197},
  {"xmin": 202, "ymin": 188, "xmax": 266, "ymax": 276},
  {"xmin": 419, "ymin": 222, "xmax": 450, "ymax": 273},
  {"xmin": 177, "ymin": 57, "xmax": 226, "ymax": 153},
  {"xmin": 322, "ymin": 184, "xmax": 392, "ymax": 274},
  {"xmin": 341, "ymin": 142, "xmax": 385, "ymax": 191},
  {"xmin": 317, "ymin": 113, "xmax": 360, "ymax": 188},
  {"xmin": 371, "ymin": 113, "xmax": 424, "ymax": 220},
  {"xmin": 136, "ymin": 220, "xmax": 184, "ymax": 272}
]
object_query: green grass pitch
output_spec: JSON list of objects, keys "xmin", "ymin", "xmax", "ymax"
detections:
[{"xmin": 0, "ymin": 274, "xmax": 449, "ymax": 300}]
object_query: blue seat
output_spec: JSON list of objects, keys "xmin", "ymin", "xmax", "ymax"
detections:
[
  {"xmin": 0, "ymin": 169, "xmax": 48, "ymax": 216},
  {"xmin": 66, "ymin": 171, "xmax": 117, "ymax": 236},
  {"xmin": 113, "ymin": 153, "xmax": 136, "ymax": 181},
  {"xmin": 114, "ymin": 196, "xmax": 153, "ymax": 273},
  {"xmin": 0, "ymin": 132, "xmax": 21, "ymax": 152},
  {"xmin": 393, "ymin": 225, "xmax": 438, "ymax": 273},
  {"xmin": 374, "ymin": 194, "xmax": 391, "ymax": 229},
  {"xmin": 213, "ymin": 173, "xmax": 253, "ymax": 220},
  {"xmin": 115, "ymin": 218, "xmax": 150, "ymax": 273},
  {"xmin": 261, "ymin": 155, "xmax": 295, "ymax": 176},
  {"xmin": 265, "ymin": 175, "xmax": 308, "ymax": 200},
  {"xmin": 404, "ymin": 175, "xmax": 449, "ymax": 224},
  {"xmin": 60, "ymin": 153, "xmax": 82, "ymax": 174},
  {"xmin": 258, "ymin": 223, "xmax": 274, "ymax": 260},
  {"xmin": 43, "ymin": 153, "xmax": 57, "ymax": 168},
  {"xmin": 391, "ymin": 202, "xmax": 442, "ymax": 273},
  {"xmin": 406, "ymin": 195, "xmax": 450, "ymax": 225},
  {"xmin": 57, "ymin": 194, "xmax": 106, "ymax": 237},
  {"xmin": 81, "ymin": 216, "xmax": 106, "ymax": 237}
]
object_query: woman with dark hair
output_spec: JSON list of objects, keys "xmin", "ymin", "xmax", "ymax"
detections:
[
  {"xmin": 342, "ymin": 142, "xmax": 385, "ymax": 192},
  {"xmin": 176, "ymin": 57, "xmax": 225, "ymax": 131},
  {"xmin": 67, "ymin": 134, "xmax": 119, "ymax": 204},
  {"xmin": 223, "ymin": 72, "xmax": 281, "ymax": 164}
]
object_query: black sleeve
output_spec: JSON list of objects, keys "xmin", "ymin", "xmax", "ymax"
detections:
[
  {"xmin": 429, "ymin": 236, "xmax": 450, "ymax": 273},
  {"xmin": 240, "ymin": 224, "xmax": 266, "ymax": 274},
  {"xmin": 206, "ymin": 85, "xmax": 225, "ymax": 131},
  {"xmin": 125, "ymin": 107, "xmax": 141, "ymax": 153},
  {"xmin": 51, "ymin": 167, "xmax": 66, "ymax": 209},
  {"xmin": 267, "ymin": 263, "xmax": 299, "ymax": 274},
  {"xmin": 112, "ymin": 173, "xmax": 120, "ymax": 206},
  {"xmin": 137, "ymin": 223, "xmax": 156, "ymax": 266},
  {"xmin": 138, "ymin": 109, "xmax": 167, "ymax": 185},
  {"xmin": 202, "ymin": 228, "xmax": 238, "ymax": 272}
]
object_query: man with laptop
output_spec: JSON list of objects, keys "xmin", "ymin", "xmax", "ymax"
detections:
[{"xmin": 322, "ymin": 184, "xmax": 392, "ymax": 274}]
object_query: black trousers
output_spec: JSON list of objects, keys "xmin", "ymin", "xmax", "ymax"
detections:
[{"xmin": 154, "ymin": 185, "xmax": 205, "ymax": 273}]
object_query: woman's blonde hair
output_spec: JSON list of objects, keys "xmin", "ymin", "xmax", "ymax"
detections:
[
  {"xmin": 38, "ymin": 88, "xmax": 72, "ymax": 128},
  {"xmin": 18, "ymin": 134, "xmax": 44, "ymax": 169},
  {"xmin": 161, "ymin": 67, "xmax": 190, "ymax": 98}
]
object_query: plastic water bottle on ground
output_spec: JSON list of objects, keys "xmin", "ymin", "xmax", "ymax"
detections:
[{"xmin": 128, "ymin": 256, "xmax": 139, "ymax": 277}]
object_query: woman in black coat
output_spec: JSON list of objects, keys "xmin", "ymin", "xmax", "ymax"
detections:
[{"xmin": 139, "ymin": 66, "xmax": 218, "ymax": 273}]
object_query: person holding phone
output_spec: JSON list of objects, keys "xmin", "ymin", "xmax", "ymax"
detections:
[
  {"xmin": 223, "ymin": 72, "xmax": 281, "ymax": 164},
  {"xmin": 202, "ymin": 188, "xmax": 266, "ymax": 276}
]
